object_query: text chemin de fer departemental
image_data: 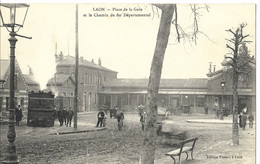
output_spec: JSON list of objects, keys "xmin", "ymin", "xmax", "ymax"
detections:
[{"xmin": 83, "ymin": 7, "xmax": 151, "ymax": 18}]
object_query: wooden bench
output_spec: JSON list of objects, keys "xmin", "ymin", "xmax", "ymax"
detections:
[{"xmin": 165, "ymin": 137, "xmax": 198, "ymax": 164}]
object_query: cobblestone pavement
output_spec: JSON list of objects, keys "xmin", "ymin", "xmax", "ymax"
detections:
[{"xmin": 0, "ymin": 112, "xmax": 256, "ymax": 164}]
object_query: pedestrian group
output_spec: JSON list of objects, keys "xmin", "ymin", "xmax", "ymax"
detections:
[{"xmin": 56, "ymin": 107, "xmax": 74, "ymax": 127}]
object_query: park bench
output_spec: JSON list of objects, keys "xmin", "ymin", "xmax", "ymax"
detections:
[{"xmin": 165, "ymin": 137, "xmax": 198, "ymax": 164}]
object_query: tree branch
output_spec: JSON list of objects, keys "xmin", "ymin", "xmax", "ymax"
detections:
[
  {"xmin": 226, "ymin": 44, "xmax": 235, "ymax": 52},
  {"xmin": 173, "ymin": 5, "xmax": 180, "ymax": 42},
  {"xmin": 226, "ymin": 29, "xmax": 236, "ymax": 36}
]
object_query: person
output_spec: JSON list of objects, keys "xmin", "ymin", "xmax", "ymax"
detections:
[
  {"xmin": 241, "ymin": 112, "xmax": 247, "ymax": 130},
  {"xmin": 138, "ymin": 104, "xmax": 145, "ymax": 117},
  {"xmin": 140, "ymin": 112, "xmax": 146, "ymax": 131},
  {"xmin": 96, "ymin": 110, "xmax": 105, "ymax": 127},
  {"xmin": 15, "ymin": 105, "xmax": 23, "ymax": 125},
  {"xmin": 103, "ymin": 113, "xmax": 107, "ymax": 127},
  {"xmin": 116, "ymin": 110, "xmax": 124, "ymax": 131},
  {"xmin": 248, "ymin": 113, "xmax": 254, "ymax": 128},
  {"xmin": 239, "ymin": 112, "xmax": 243, "ymax": 128},
  {"xmin": 57, "ymin": 108, "xmax": 65, "ymax": 126},
  {"xmin": 213, "ymin": 105, "xmax": 219, "ymax": 119},
  {"xmin": 242, "ymin": 106, "xmax": 248, "ymax": 114},
  {"xmin": 204, "ymin": 105, "xmax": 209, "ymax": 115},
  {"xmin": 165, "ymin": 110, "xmax": 170, "ymax": 119},
  {"xmin": 64, "ymin": 108, "xmax": 69, "ymax": 126},
  {"xmin": 66, "ymin": 107, "xmax": 74, "ymax": 127}
]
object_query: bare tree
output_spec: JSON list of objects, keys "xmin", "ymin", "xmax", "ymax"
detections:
[
  {"xmin": 224, "ymin": 23, "xmax": 254, "ymax": 146},
  {"xmin": 141, "ymin": 4, "xmax": 208, "ymax": 163},
  {"xmin": 141, "ymin": 4, "xmax": 175, "ymax": 164}
]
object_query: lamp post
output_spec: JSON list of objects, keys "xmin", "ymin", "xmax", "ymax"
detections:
[
  {"xmin": 220, "ymin": 81, "xmax": 225, "ymax": 120},
  {"xmin": 0, "ymin": 3, "xmax": 31, "ymax": 164},
  {"xmin": 0, "ymin": 80, "xmax": 6, "ymax": 120}
]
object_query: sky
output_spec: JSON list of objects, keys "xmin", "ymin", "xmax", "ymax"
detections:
[{"xmin": 0, "ymin": 2, "xmax": 256, "ymax": 90}]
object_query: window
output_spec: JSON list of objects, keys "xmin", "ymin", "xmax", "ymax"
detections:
[
  {"xmin": 90, "ymin": 74, "xmax": 93, "ymax": 85},
  {"xmin": 84, "ymin": 74, "xmax": 87, "ymax": 84},
  {"xmin": 99, "ymin": 76, "xmax": 102, "ymax": 86},
  {"xmin": 196, "ymin": 96, "xmax": 206, "ymax": 107}
]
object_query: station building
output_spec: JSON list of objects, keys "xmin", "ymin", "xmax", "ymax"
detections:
[
  {"xmin": 46, "ymin": 53, "xmax": 256, "ymax": 115},
  {"xmin": 46, "ymin": 52, "xmax": 118, "ymax": 111},
  {"xmin": 0, "ymin": 59, "xmax": 40, "ymax": 116}
]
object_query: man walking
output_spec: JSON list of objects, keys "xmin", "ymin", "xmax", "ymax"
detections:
[
  {"xmin": 116, "ymin": 110, "xmax": 124, "ymax": 131},
  {"xmin": 66, "ymin": 107, "xmax": 74, "ymax": 127},
  {"xmin": 96, "ymin": 110, "xmax": 105, "ymax": 127},
  {"xmin": 140, "ymin": 112, "xmax": 147, "ymax": 131},
  {"xmin": 15, "ymin": 105, "xmax": 23, "ymax": 125}
]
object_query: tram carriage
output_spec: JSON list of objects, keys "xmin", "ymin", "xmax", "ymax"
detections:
[{"xmin": 27, "ymin": 91, "xmax": 55, "ymax": 127}]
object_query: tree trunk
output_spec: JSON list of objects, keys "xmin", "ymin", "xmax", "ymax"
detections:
[
  {"xmin": 232, "ymin": 69, "xmax": 239, "ymax": 145},
  {"xmin": 232, "ymin": 29, "xmax": 240, "ymax": 146},
  {"xmin": 141, "ymin": 5, "xmax": 174, "ymax": 164}
]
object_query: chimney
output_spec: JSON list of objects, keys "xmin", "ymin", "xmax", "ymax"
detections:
[
  {"xmin": 27, "ymin": 65, "xmax": 33, "ymax": 75},
  {"xmin": 98, "ymin": 58, "xmax": 101, "ymax": 66},
  {"xmin": 209, "ymin": 62, "xmax": 212, "ymax": 73},
  {"xmin": 80, "ymin": 56, "xmax": 83, "ymax": 62},
  {"xmin": 213, "ymin": 65, "xmax": 216, "ymax": 73},
  {"xmin": 59, "ymin": 51, "xmax": 64, "ymax": 61}
]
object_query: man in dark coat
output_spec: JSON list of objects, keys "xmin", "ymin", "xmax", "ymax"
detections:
[
  {"xmin": 96, "ymin": 110, "xmax": 105, "ymax": 127},
  {"xmin": 241, "ymin": 113, "xmax": 247, "ymax": 130},
  {"xmin": 64, "ymin": 108, "xmax": 69, "ymax": 126},
  {"xmin": 239, "ymin": 112, "xmax": 243, "ymax": 128},
  {"xmin": 66, "ymin": 107, "xmax": 74, "ymax": 127},
  {"xmin": 15, "ymin": 105, "xmax": 23, "ymax": 125},
  {"xmin": 57, "ymin": 108, "xmax": 65, "ymax": 126},
  {"xmin": 116, "ymin": 110, "xmax": 124, "ymax": 131},
  {"xmin": 140, "ymin": 112, "xmax": 146, "ymax": 131}
]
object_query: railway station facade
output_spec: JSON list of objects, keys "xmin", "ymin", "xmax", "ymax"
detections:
[
  {"xmin": 46, "ymin": 54, "xmax": 256, "ymax": 115},
  {"xmin": 0, "ymin": 55, "xmax": 256, "ymax": 116}
]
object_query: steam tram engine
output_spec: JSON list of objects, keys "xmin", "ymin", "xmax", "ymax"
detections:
[{"xmin": 27, "ymin": 91, "xmax": 56, "ymax": 127}]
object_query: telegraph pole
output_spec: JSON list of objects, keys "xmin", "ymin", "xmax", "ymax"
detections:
[{"xmin": 74, "ymin": 4, "xmax": 79, "ymax": 129}]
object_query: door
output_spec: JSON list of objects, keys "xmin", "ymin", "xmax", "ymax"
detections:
[
  {"xmin": 105, "ymin": 95, "xmax": 111, "ymax": 109},
  {"xmin": 84, "ymin": 93, "xmax": 87, "ymax": 111},
  {"xmin": 89, "ymin": 92, "xmax": 92, "ymax": 111},
  {"xmin": 172, "ymin": 98, "xmax": 178, "ymax": 108}
]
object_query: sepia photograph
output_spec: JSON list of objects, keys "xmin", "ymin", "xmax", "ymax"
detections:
[{"xmin": 0, "ymin": 1, "xmax": 257, "ymax": 164}]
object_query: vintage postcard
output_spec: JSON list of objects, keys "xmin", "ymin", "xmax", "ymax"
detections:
[{"xmin": 0, "ymin": 2, "xmax": 256, "ymax": 164}]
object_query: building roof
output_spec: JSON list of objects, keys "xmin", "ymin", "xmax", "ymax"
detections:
[
  {"xmin": 47, "ymin": 74, "xmax": 74, "ymax": 85},
  {"xmin": 0, "ymin": 59, "xmax": 9, "ymax": 80},
  {"xmin": 57, "ymin": 55, "xmax": 117, "ymax": 73},
  {"xmin": 0, "ymin": 59, "xmax": 38, "ymax": 88},
  {"xmin": 23, "ymin": 74, "xmax": 39, "ymax": 85},
  {"xmin": 104, "ymin": 78, "xmax": 208, "ymax": 89}
]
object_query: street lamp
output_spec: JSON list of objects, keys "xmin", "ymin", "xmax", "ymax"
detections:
[
  {"xmin": 0, "ymin": 3, "xmax": 31, "ymax": 164},
  {"xmin": 220, "ymin": 81, "xmax": 225, "ymax": 120},
  {"xmin": 0, "ymin": 80, "xmax": 6, "ymax": 121}
]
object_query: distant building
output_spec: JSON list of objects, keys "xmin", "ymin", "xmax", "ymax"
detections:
[
  {"xmin": 48, "ymin": 52, "xmax": 256, "ymax": 115},
  {"xmin": 47, "ymin": 51, "xmax": 118, "ymax": 111},
  {"xmin": 46, "ymin": 74, "xmax": 75, "ymax": 110},
  {"xmin": 206, "ymin": 62, "xmax": 256, "ymax": 115},
  {"xmin": 99, "ymin": 78, "xmax": 208, "ymax": 113},
  {"xmin": 0, "ymin": 59, "xmax": 40, "ymax": 115}
]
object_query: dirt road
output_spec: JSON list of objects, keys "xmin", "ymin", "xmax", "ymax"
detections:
[{"xmin": 0, "ymin": 113, "xmax": 255, "ymax": 164}]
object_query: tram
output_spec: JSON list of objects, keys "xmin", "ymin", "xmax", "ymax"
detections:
[{"xmin": 27, "ymin": 91, "xmax": 55, "ymax": 127}]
